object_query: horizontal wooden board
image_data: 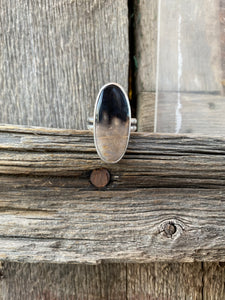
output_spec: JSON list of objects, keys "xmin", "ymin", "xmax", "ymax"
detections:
[
  {"xmin": 1, "ymin": 124, "xmax": 225, "ymax": 188},
  {"xmin": 0, "ymin": 125, "xmax": 225, "ymax": 263}
]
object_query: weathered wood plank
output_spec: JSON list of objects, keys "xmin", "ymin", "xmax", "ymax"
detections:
[
  {"xmin": 136, "ymin": 0, "xmax": 225, "ymax": 135},
  {"xmin": 134, "ymin": 0, "xmax": 158, "ymax": 132},
  {"xmin": 134, "ymin": 0, "xmax": 158, "ymax": 93},
  {"xmin": 0, "ymin": 0, "xmax": 130, "ymax": 297},
  {"xmin": 0, "ymin": 262, "xmax": 127, "ymax": 300},
  {"xmin": 1, "ymin": 185, "xmax": 225, "ymax": 263},
  {"xmin": 127, "ymin": 263, "xmax": 203, "ymax": 300},
  {"xmin": 133, "ymin": 1, "xmax": 225, "ymax": 297},
  {"xmin": 0, "ymin": 0, "xmax": 128, "ymax": 129},
  {"xmin": 1, "ymin": 125, "xmax": 225, "ymax": 189},
  {"xmin": 144, "ymin": 92, "xmax": 225, "ymax": 134},
  {"xmin": 203, "ymin": 262, "xmax": 225, "ymax": 300},
  {"xmin": 137, "ymin": 92, "xmax": 155, "ymax": 132},
  {"xmin": 0, "ymin": 125, "xmax": 225, "ymax": 263},
  {"xmin": 157, "ymin": 0, "xmax": 221, "ymax": 93}
]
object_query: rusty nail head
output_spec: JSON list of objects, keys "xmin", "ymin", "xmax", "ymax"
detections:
[{"xmin": 90, "ymin": 168, "xmax": 110, "ymax": 188}]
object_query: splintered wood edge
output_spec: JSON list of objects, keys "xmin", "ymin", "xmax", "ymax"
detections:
[
  {"xmin": 0, "ymin": 124, "xmax": 225, "ymax": 263},
  {"xmin": 1, "ymin": 123, "xmax": 225, "ymax": 179}
]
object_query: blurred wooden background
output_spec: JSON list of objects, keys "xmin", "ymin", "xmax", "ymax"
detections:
[{"xmin": 0, "ymin": 0, "xmax": 225, "ymax": 299}]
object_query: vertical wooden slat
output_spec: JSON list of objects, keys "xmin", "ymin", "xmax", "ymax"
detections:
[
  {"xmin": 0, "ymin": 0, "xmax": 128, "ymax": 129},
  {"xmin": 0, "ymin": 0, "xmax": 129, "ymax": 299},
  {"xmin": 127, "ymin": 263, "xmax": 203, "ymax": 300},
  {"xmin": 155, "ymin": 0, "xmax": 223, "ymax": 134},
  {"xmin": 1, "ymin": 262, "xmax": 127, "ymax": 300},
  {"xmin": 133, "ymin": 0, "xmax": 225, "ymax": 299},
  {"xmin": 134, "ymin": 0, "xmax": 158, "ymax": 132},
  {"xmin": 203, "ymin": 263, "xmax": 225, "ymax": 300}
]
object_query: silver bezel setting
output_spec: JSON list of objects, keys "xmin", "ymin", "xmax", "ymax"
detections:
[{"xmin": 90, "ymin": 82, "xmax": 135, "ymax": 164}]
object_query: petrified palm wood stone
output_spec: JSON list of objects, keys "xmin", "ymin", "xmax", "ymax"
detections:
[{"xmin": 94, "ymin": 83, "xmax": 131, "ymax": 163}]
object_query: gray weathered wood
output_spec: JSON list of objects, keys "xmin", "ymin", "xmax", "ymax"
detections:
[
  {"xmin": 0, "ymin": 0, "xmax": 223, "ymax": 298},
  {"xmin": 136, "ymin": 0, "xmax": 225, "ymax": 134},
  {"xmin": 134, "ymin": 0, "xmax": 158, "ymax": 93},
  {"xmin": 134, "ymin": 0, "xmax": 158, "ymax": 132},
  {"xmin": 133, "ymin": 1, "xmax": 225, "ymax": 297},
  {"xmin": 0, "ymin": 262, "xmax": 127, "ymax": 300},
  {"xmin": 0, "ymin": 262, "xmax": 207, "ymax": 300},
  {"xmin": 0, "ymin": 0, "xmax": 128, "ymax": 129},
  {"xmin": 144, "ymin": 92, "xmax": 225, "ymax": 134},
  {"xmin": 0, "ymin": 0, "xmax": 129, "ymax": 298},
  {"xmin": 1, "ymin": 124, "xmax": 225, "ymax": 189},
  {"xmin": 127, "ymin": 263, "xmax": 203, "ymax": 300},
  {"xmin": 0, "ymin": 125, "xmax": 225, "ymax": 263},
  {"xmin": 137, "ymin": 92, "xmax": 155, "ymax": 132},
  {"xmin": 157, "ymin": 0, "xmax": 221, "ymax": 93},
  {"xmin": 1, "ymin": 184, "xmax": 225, "ymax": 263},
  {"xmin": 203, "ymin": 262, "xmax": 225, "ymax": 300}
]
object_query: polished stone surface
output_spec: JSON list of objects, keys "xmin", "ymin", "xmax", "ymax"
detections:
[{"xmin": 94, "ymin": 83, "xmax": 131, "ymax": 163}]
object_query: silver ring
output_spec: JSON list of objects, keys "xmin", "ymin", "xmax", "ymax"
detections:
[{"xmin": 88, "ymin": 83, "xmax": 137, "ymax": 164}]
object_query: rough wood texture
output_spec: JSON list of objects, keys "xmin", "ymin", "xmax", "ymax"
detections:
[
  {"xmin": 0, "ymin": 262, "xmax": 127, "ymax": 300},
  {"xmin": 155, "ymin": 0, "xmax": 223, "ymax": 134},
  {"xmin": 137, "ymin": 92, "xmax": 155, "ymax": 132},
  {"xmin": 2, "ymin": 124, "xmax": 225, "ymax": 189},
  {"xmin": 0, "ymin": 0, "xmax": 128, "ymax": 129},
  {"xmin": 145, "ymin": 92, "xmax": 225, "ymax": 134},
  {"xmin": 136, "ymin": 0, "xmax": 225, "ymax": 134},
  {"xmin": 127, "ymin": 263, "xmax": 203, "ymax": 300},
  {"xmin": 134, "ymin": 0, "xmax": 157, "ymax": 132},
  {"xmin": 134, "ymin": 0, "xmax": 158, "ymax": 93},
  {"xmin": 0, "ymin": 125, "xmax": 225, "ymax": 263},
  {"xmin": 132, "ymin": 1, "xmax": 225, "ymax": 294},
  {"xmin": 203, "ymin": 262, "xmax": 225, "ymax": 300},
  {"xmin": 0, "ymin": 0, "xmax": 129, "ymax": 298},
  {"xmin": 0, "ymin": 262, "xmax": 205, "ymax": 300},
  {"xmin": 157, "ymin": 0, "xmax": 221, "ymax": 93},
  {"xmin": 0, "ymin": 0, "xmax": 223, "ymax": 298},
  {"xmin": 220, "ymin": 0, "xmax": 225, "ymax": 94}
]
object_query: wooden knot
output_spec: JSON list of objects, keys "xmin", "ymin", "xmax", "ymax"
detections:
[
  {"xmin": 90, "ymin": 168, "xmax": 110, "ymax": 188},
  {"xmin": 164, "ymin": 222, "xmax": 177, "ymax": 237}
]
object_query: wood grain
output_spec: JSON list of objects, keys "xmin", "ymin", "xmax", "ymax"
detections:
[
  {"xmin": 134, "ymin": 0, "xmax": 158, "ymax": 133},
  {"xmin": 203, "ymin": 262, "xmax": 225, "ymax": 300},
  {"xmin": 157, "ymin": 0, "xmax": 221, "ymax": 93},
  {"xmin": 1, "ymin": 125, "xmax": 225, "ymax": 189},
  {"xmin": 132, "ymin": 1, "xmax": 224, "ymax": 298},
  {"xmin": 0, "ymin": 0, "xmax": 223, "ymax": 298},
  {"xmin": 0, "ymin": 262, "xmax": 127, "ymax": 300},
  {"xmin": 0, "ymin": 0, "xmax": 128, "ymax": 129},
  {"xmin": 134, "ymin": 0, "xmax": 158, "ymax": 93},
  {"xmin": 146, "ymin": 91, "xmax": 225, "ymax": 134},
  {"xmin": 0, "ymin": 125, "xmax": 225, "ymax": 263},
  {"xmin": 0, "ymin": 262, "xmax": 205, "ymax": 300},
  {"xmin": 1, "ymin": 185, "xmax": 225, "ymax": 263},
  {"xmin": 137, "ymin": 92, "xmax": 155, "ymax": 132},
  {"xmin": 0, "ymin": 0, "xmax": 129, "ymax": 297},
  {"xmin": 127, "ymin": 263, "xmax": 203, "ymax": 300}
]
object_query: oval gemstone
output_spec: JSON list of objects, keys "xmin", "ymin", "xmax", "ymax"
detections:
[{"xmin": 94, "ymin": 83, "xmax": 131, "ymax": 163}]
